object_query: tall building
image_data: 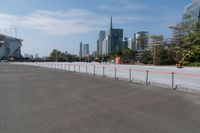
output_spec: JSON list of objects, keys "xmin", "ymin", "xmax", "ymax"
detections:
[
  {"xmin": 122, "ymin": 37, "xmax": 128, "ymax": 50},
  {"xmin": 35, "ymin": 53, "xmax": 39, "ymax": 59},
  {"xmin": 83, "ymin": 44, "xmax": 89, "ymax": 57},
  {"xmin": 182, "ymin": 0, "xmax": 200, "ymax": 28},
  {"xmin": 0, "ymin": 34, "xmax": 22, "ymax": 58},
  {"xmin": 107, "ymin": 17, "xmax": 123, "ymax": 54},
  {"xmin": 128, "ymin": 38, "xmax": 135, "ymax": 50},
  {"xmin": 134, "ymin": 31, "xmax": 149, "ymax": 51},
  {"xmin": 102, "ymin": 37, "xmax": 108, "ymax": 55},
  {"xmin": 97, "ymin": 40, "xmax": 99, "ymax": 56},
  {"xmin": 79, "ymin": 42, "xmax": 83, "ymax": 58},
  {"xmin": 97, "ymin": 31, "xmax": 106, "ymax": 56}
]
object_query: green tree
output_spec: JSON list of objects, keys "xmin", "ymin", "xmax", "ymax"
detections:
[
  {"xmin": 183, "ymin": 20, "xmax": 200, "ymax": 63},
  {"xmin": 122, "ymin": 48, "xmax": 136, "ymax": 62},
  {"xmin": 159, "ymin": 48, "xmax": 175, "ymax": 65},
  {"xmin": 141, "ymin": 50, "xmax": 153, "ymax": 64},
  {"xmin": 49, "ymin": 49, "xmax": 78, "ymax": 62}
]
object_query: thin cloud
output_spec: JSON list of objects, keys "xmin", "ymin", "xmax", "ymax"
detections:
[
  {"xmin": 99, "ymin": 0, "xmax": 150, "ymax": 12},
  {"xmin": 0, "ymin": 9, "xmax": 145, "ymax": 36}
]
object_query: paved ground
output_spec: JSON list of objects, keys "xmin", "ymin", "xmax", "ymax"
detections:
[{"xmin": 1, "ymin": 63, "xmax": 200, "ymax": 133}]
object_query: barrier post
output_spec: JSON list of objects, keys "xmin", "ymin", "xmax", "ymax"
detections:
[
  {"xmin": 129, "ymin": 69, "xmax": 132, "ymax": 82},
  {"xmin": 79, "ymin": 65, "xmax": 81, "ymax": 72},
  {"xmin": 146, "ymin": 70, "xmax": 150, "ymax": 85},
  {"xmin": 86, "ymin": 66, "xmax": 88, "ymax": 73},
  {"xmin": 103, "ymin": 67, "xmax": 105, "ymax": 77},
  {"xmin": 172, "ymin": 72, "xmax": 177, "ymax": 89},
  {"xmin": 114, "ymin": 68, "xmax": 117, "ymax": 79},
  {"xmin": 94, "ymin": 66, "xmax": 96, "ymax": 75},
  {"xmin": 74, "ymin": 65, "xmax": 76, "ymax": 72}
]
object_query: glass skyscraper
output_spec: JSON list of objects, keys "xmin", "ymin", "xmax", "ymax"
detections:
[
  {"xmin": 134, "ymin": 31, "xmax": 149, "ymax": 51},
  {"xmin": 83, "ymin": 44, "xmax": 89, "ymax": 57},
  {"xmin": 108, "ymin": 17, "xmax": 123, "ymax": 54},
  {"xmin": 97, "ymin": 31, "xmax": 106, "ymax": 56}
]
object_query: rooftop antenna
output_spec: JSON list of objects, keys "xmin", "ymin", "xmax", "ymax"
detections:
[
  {"xmin": 15, "ymin": 28, "xmax": 17, "ymax": 38},
  {"xmin": 10, "ymin": 28, "xmax": 12, "ymax": 37}
]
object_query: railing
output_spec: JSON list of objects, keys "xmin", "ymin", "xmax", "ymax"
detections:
[{"xmin": 13, "ymin": 62, "xmax": 200, "ymax": 93}]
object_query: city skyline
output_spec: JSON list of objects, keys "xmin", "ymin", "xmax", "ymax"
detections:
[{"xmin": 0, "ymin": 0, "xmax": 191, "ymax": 56}]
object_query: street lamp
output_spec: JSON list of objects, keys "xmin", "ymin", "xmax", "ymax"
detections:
[{"xmin": 0, "ymin": 40, "xmax": 5, "ymax": 47}]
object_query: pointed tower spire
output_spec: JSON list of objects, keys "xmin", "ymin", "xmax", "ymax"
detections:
[{"xmin": 110, "ymin": 16, "xmax": 113, "ymax": 29}]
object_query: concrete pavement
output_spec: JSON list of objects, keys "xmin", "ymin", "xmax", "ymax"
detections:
[{"xmin": 1, "ymin": 63, "xmax": 200, "ymax": 133}]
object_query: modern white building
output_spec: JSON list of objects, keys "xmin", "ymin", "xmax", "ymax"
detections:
[
  {"xmin": 0, "ymin": 34, "xmax": 22, "ymax": 58},
  {"xmin": 102, "ymin": 38, "xmax": 108, "ymax": 55}
]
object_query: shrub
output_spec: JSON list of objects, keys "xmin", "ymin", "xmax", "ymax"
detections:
[
  {"xmin": 188, "ymin": 62, "xmax": 200, "ymax": 66},
  {"xmin": 181, "ymin": 61, "xmax": 190, "ymax": 66}
]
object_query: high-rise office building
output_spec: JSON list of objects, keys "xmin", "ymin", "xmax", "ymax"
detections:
[
  {"xmin": 97, "ymin": 40, "xmax": 99, "ymax": 56},
  {"xmin": 102, "ymin": 37, "xmax": 108, "ymax": 55},
  {"xmin": 97, "ymin": 31, "xmax": 106, "ymax": 56},
  {"xmin": 182, "ymin": 0, "xmax": 200, "ymax": 28},
  {"xmin": 79, "ymin": 42, "xmax": 83, "ymax": 58},
  {"xmin": 128, "ymin": 38, "xmax": 134, "ymax": 50},
  {"xmin": 83, "ymin": 44, "xmax": 89, "ymax": 57},
  {"xmin": 134, "ymin": 31, "xmax": 149, "ymax": 51},
  {"xmin": 122, "ymin": 37, "xmax": 128, "ymax": 50},
  {"xmin": 107, "ymin": 17, "xmax": 123, "ymax": 54}
]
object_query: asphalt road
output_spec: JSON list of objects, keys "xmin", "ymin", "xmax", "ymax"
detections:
[{"xmin": 1, "ymin": 63, "xmax": 200, "ymax": 133}]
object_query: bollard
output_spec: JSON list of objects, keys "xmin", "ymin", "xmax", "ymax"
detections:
[
  {"xmin": 146, "ymin": 70, "xmax": 150, "ymax": 85},
  {"xmin": 68, "ymin": 64, "xmax": 70, "ymax": 71},
  {"xmin": 74, "ymin": 65, "xmax": 76, "ymax": 72},
  {"xmin": 129, "ymin": 69, "xmax": 132, "ymax": 82},
  {"xmin": 103, "ymin": 67, "xmax": 105, "ymax": 77},
  {"xmin": 86, "ymin": 66, "xmax": 88, "ymax": 73},
  {"xmin": 64, "ymin": 64, "xmax": 67, "ymax": 70},
  {"xmin": 114, "ymin": 68, "xmax": 117, "ymax": 79},
  {"xmin": 94, "ymin": 66, "xmax": 96, "ymax": 75},
  {"xmin": 171, "ymin": 72, "xmax": 177, "ymax": 90},
  {"xmin": 79, "ymin": 65, "xmax": 81, "ymax": 73}
]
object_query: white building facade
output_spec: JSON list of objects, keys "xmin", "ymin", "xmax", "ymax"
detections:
[{"xmin": 0, "ymin": 34, "xmax": 22, "ymax": 58}]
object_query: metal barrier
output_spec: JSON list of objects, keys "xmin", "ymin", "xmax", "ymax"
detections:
[{"xmin": 14, "ymin": 62, "xmax": 200, "ymax": 92}]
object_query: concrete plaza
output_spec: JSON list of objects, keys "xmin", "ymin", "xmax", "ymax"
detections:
[{"xmin": 1, "ymin": 63, "xmax": 200, "ymax": 133}]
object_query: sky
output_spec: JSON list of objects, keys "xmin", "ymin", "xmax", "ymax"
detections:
[{"xmin": 0, "ymin": 0, "xmax": 191, "ymax": 56}]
